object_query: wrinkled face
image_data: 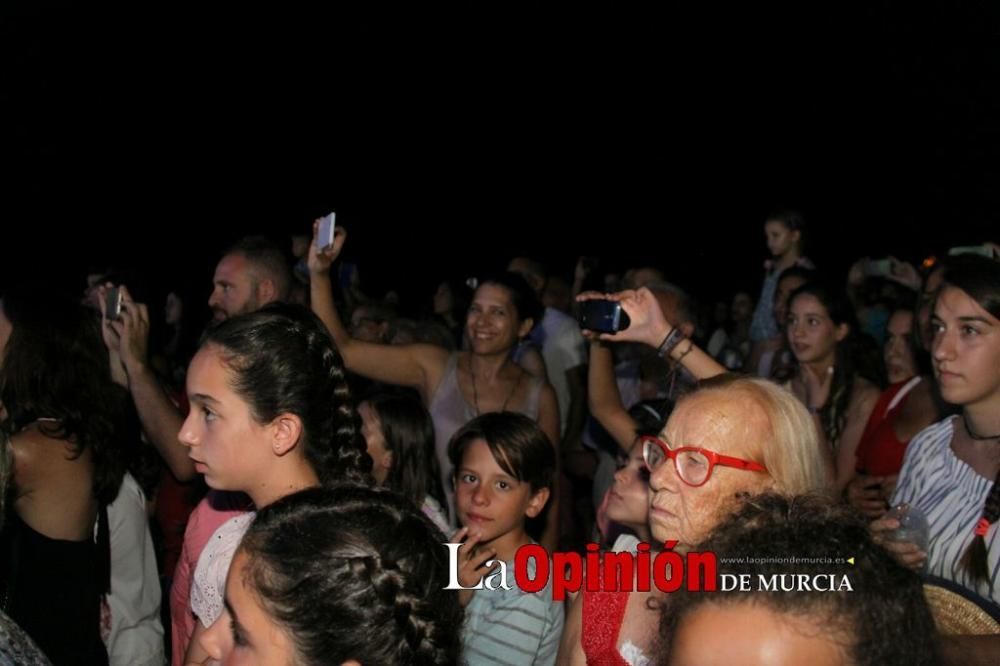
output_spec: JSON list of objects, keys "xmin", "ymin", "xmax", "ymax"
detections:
[
  {"xmin": 647, "ymin": 392, "xmax": 774, "ymax": 547},
  {"xmin": 178, "ymin": 346, "xmax": 272, "ymax": 491},
  {"xmin": 359, "ymin": 401, "xmax": 391, "ymax": 485},
  {"xmin": 466, "ymin": 284, "xmax": 530, "ymax": 355},
  {"xmin": 606, "ymin": 438, "xmax": 650, "ymax": 531},
  {"xmin": 730, "ymin": 292, "xmax": 754, "ymax": 323},
  {"xmin": 786, "ymin": 294, "xmax": 846, "ymax": 365},
  {"xmin": 454, "ymin": 439, "xmax": 546, "ymax": 548},
  {"xmin": 764, "ymin": 220, "xmax": 799, "ymax": 259},
  {"xmin": 931, "ymin": 286, "xmax": 1000, "ymax": 408},
  {"xmin": 884, "ymin": 310, "xmax": 917, "ymax": 384},
  {"xmin": 209, "ymin": 254, "xmax": 259, "ymax": 323},
  {"xmin": 669, "ymin": 602, "xmax": 847, "ymax": 666},
  {"xmin": 773, "ymin": 275, "xmax": 808, "ymax": 328},
  {"xmin": 199, "ymin": 550, "xmax": 296, "ymax": 666}
]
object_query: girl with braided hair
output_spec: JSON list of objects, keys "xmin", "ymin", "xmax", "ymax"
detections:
[
  {"xmin": 199, "ymin": 485, "xmax": 463, "ymax": 665},
  {"xmin": 879, "ymin": 255, "xmax": 1000, "ymax": 660},
  {"xmin": 180, "ymin": 303, "xmax": 372, "ymax": 665}
]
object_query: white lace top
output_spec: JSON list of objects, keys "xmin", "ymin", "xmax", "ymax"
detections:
[{"xmin": 190, "ymin": 512, "xmax": 254, "ymax": 627}]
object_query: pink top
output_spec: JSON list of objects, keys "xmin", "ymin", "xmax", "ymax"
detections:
[{"xmin": 168, "ymin": 491, "xmax": 250, "ymax": 665}]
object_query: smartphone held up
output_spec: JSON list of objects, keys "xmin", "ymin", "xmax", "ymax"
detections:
[
  {"xmin": 578, "ymin": 299, "xmax": 631, "ymax": 334},
  {"xmin": 318, "ymin": 212, "xmax": 336, "ymax": 250}
]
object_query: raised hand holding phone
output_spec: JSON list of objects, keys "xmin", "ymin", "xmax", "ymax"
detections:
[{"xmin": 308, "ymin": 218, "xmax": 346, "ymax": 277}]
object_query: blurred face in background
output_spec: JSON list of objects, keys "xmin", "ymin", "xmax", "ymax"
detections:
[{"xmin": 884, "ymin": 310, "xmax": 918, "ymax": 384}]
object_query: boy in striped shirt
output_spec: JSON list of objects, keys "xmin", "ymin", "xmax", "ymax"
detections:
[{"xmin": 449, "ymin": 413, "xmax": 563, "ymax": 665}]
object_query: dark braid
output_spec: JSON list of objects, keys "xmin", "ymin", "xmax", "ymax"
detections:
[
  {"xmin": 943, "ymin": 256, "xmax": 1000, "ymax": 585},
  {"xmin": 202, "ymin": 303, "xmax": 371, "ymax": 485},
  {"xmin": 962, "ymin": 468, "xmax": 1000, "ymax": 586},
  {"xmin": 240, "ymin": 485, "xmax": 463, "ymax": 665}
]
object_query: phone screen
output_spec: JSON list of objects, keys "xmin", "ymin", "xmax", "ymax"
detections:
[
  {"xmin": 578, "ymin": 299, "xmax": 630, "ymax": 333},
  {"xmin": 318, "ymin": 213, "xmax": 336, "ymax": 249}
]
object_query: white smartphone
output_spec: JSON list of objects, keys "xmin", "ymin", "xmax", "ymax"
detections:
[{"xmin": 318, "ymin": 212, "xmax": 336, "ymax": 250}]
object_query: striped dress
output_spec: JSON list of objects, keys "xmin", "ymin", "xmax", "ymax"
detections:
[{"xmin": 892, "ymin": 416, "xmax": 1000, "ymax": 605}]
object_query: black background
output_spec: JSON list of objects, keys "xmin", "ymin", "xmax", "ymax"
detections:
[{"xmin": 3, "ymin": 2, "xmax": 998, "ymax": 318}]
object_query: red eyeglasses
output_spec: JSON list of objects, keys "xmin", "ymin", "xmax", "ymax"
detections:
[{"xmin": 639, "ymin": 435, "xmax": 768, "ymax": 487}]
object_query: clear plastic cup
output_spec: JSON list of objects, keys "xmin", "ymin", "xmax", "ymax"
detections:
[{"xmin": 882, "ymin": 503, "xmax": 929, "ymax": 552}]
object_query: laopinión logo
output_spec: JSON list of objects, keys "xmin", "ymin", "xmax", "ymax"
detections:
[{"xmin": 445, "ymin": 544, "xmax": 855, "ymax": 599}]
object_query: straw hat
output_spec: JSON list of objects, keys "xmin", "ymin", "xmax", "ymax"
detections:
[{"xmin": 923, "ymin": 583, "xmax": 1000, "ymax": 635}]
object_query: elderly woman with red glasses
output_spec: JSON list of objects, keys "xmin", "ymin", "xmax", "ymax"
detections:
[{"xmin": 559, "ymin": 288, "xmax": 832, "ymax": 665}]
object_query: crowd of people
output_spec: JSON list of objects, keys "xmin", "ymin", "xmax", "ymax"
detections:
[{"xmin": 0, "ymin": 211, "xmax": 997, "ymax": 664}]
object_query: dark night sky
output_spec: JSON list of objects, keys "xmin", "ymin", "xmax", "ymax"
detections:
[{"xmin": 2, "ymin": 2, "xmax": 998, "ymax": 316}]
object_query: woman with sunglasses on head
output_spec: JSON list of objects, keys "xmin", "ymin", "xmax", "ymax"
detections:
[{"xmin": 558, "ymin": 290, "xmax": 831, "ymax": 665}]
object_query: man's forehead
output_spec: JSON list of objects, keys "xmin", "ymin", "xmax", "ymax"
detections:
[{"xmin": 214, "ymin": 252, "xmax": 250, "ymax": 280}]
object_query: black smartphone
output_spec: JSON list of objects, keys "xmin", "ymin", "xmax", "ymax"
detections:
[
  {"xmin": 578, "ymin": 299, "xmax": 631, "ymax": 333},
  {"xmin": 105, "ymin": 287, "xmax": 122, "ymax": 320}
]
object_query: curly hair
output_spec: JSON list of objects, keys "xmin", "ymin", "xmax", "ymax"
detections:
[
  {"xmin": 0, "ymin": 288, "xmax": 128, "ymax": 505},
  {"xmin": 201, "ymin": 302, "xmax": 371, "ymax": 485},
  {"xmin": 239, "ymin": 485, "xmax": 463, "ymax": 665},
  {"xmin": 659, "ymin": 493, "xmax": 939, "ymax": 665}
]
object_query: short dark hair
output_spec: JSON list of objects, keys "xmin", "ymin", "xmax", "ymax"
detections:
[
  {"xmin": 475, "ymin": 271, "xmax": 544, "ymax": 329},
  {"xmin": 201, "ymin": 302, "xmax": 371, "ymax": 485},
  {"xmin": 660, "ymin": 493, "xmax": 940, "ymax": 666},
  {"xmin": 240, "ymin": 485, "xmax": 463, "ymax": 665},
  {"xmin": 447, "ymin": 412, "xmax": 555, "ymax": 492},
  {"xmin": 225, "ymin": 235, "xmax": 292, "ymax": 301}
]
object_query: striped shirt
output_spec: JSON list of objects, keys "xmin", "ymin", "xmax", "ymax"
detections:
[
  {"xmin": 892, "ymin": 416, "xmax": 1000, "ymax": 605},
  {"xmin": 462, "ymin": 555, "xmax": 564, "ymax": 665}
]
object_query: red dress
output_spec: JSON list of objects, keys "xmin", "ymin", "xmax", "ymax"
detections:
[
  {"xmin": 581, "ymin": 588, "xmax": 632, "ymax": 666},
  {"xmin": 854, "ymin": 377, "xmax": 922, "ymax": 476}
]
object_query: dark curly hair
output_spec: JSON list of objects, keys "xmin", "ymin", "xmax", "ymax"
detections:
[
  {"xmin": 659, "ymin": 493, "xmax": 939, "ymax": 665},
  {"xmin": 787, "ymin": 281, "xmax": 885, "ymax": 446},
  {"xmin": 239, "ymin": 485, "xmax": 463, "ymax": 665},
  {"xmin": 0, "ymin": 288, "xmax": 128, "ymax": 505},
  {"xmin": 201, "ymin": 302, "xmax": 371, "ymax": 485}
]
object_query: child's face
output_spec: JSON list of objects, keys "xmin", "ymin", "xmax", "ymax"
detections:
[
  {"xmin": 606, "ymin": 439, "xmax": 650, "ymax": 531},
  {"xmin": 179, "ymin": 345, "xmax": 275, "ymax": 493},
  {"xmin": 454, "ymin": 439, "xmax": 548, "ymax": 550},
  {"xmin": 199, "ymin": 550, "xmax": 296, "ymax": 665}
]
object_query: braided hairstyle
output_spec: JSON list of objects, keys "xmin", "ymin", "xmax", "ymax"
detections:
[
  {"xmin": 239, "ymin": 485, "xmax": 463, "ymax": 665},
  {"xmin": 945, "ymin": 256, "xmax": 1000, "ymax": 584},
  {"xmin": 201, "ymin": 302, "xmax": 371, "ymax": 485},
  {"xmin": 661, "ymin": 493, "xmax": 939, "ymax": 666}
]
